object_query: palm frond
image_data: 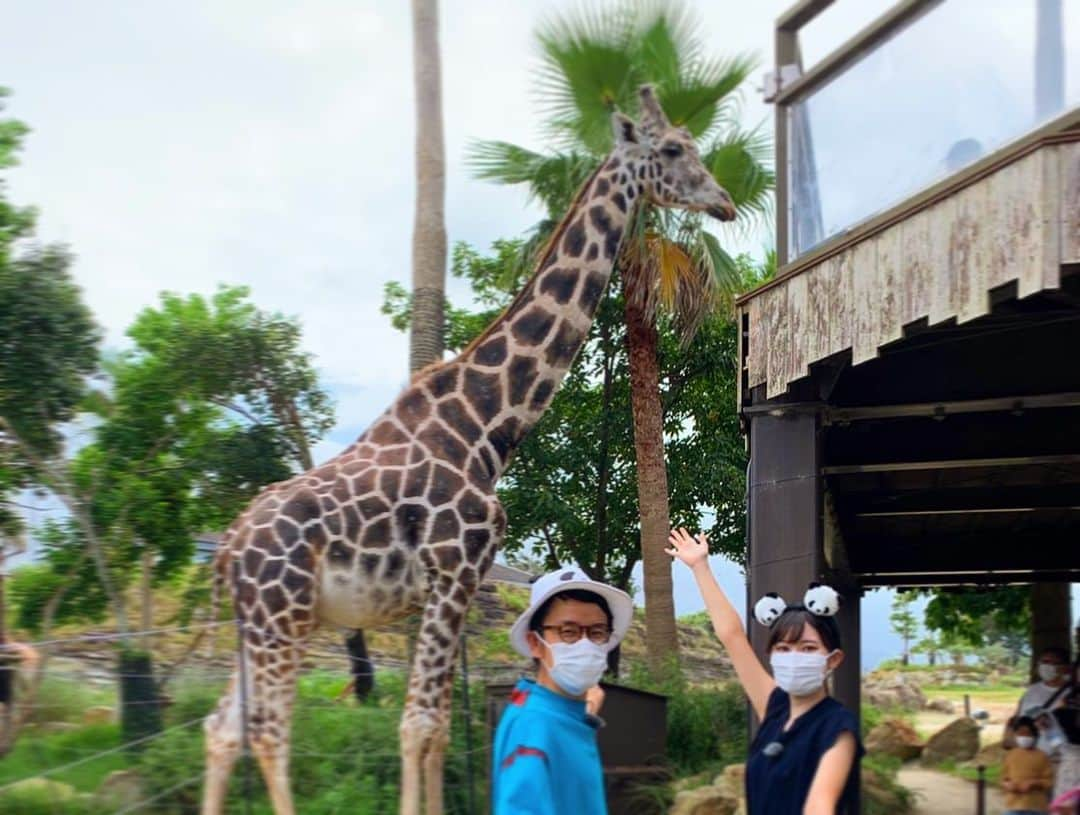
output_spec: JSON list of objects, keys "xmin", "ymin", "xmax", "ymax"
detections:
[
  {"xmin": 466, "ymin": 141, "xmax": 595, "ymax": 217},
  {"xmin": 702, "ymin": 125, "xmax": 775, "ymax": 240}
]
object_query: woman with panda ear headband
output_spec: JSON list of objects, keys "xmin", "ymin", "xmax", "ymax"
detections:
[{"xmin": 667, "ymin": 528, "xmax": 864, "ymax": 815}]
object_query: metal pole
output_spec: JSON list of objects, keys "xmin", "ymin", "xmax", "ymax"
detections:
[
  {"xmin": 975, "ymin": 764, "xmax": 986, "ymax": 815},
  {"xmin": 1035, "ymin": 0, "xmax": 1064, "ymax": 121},
  {"xmin": 460, "ymin": 633, "xmax": 476, "ymax": 815}
]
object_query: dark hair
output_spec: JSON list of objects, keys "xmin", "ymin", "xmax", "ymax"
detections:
[
  {"xmin": 1011, "ymin": 715, "xmax": 1037, "ymax": 735},
  {"xmin": 1040, "ymin": 647, "xmax": 1071, "ymax": 664},
  {"xmin": 767, "ymin": 606, "xmax": 842, "ymax": 652},
  {"xmin": 529, "ymin": 589, "xmax": 614, "ymax": 635}
]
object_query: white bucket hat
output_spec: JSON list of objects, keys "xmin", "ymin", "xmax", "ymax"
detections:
[{"xmin": 509, "ymin": 566, "xmax": 633, "ymax": 659}]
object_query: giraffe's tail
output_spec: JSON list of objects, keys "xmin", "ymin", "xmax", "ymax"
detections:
[{"xmin": 345, "ymin": 630, "xmax": 375, "ymax": 701}]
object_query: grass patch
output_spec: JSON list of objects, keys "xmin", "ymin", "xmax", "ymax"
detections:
[
  {"xmin": 921, "ymin": 684, "xmax": 1024, "ymax": 703},
  {"xmin": 494, "ymin": 583, "xmax": 529, "ymax": 614},
  {"xmin": 24, "ymin": 677, "xmax": 114, "ymax": 726},
  {"xmin": 0, "ymin": 724, "xmax": 127, "ymax": 792}
]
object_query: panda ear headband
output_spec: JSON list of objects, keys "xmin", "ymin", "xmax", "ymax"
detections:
[{"xmin": 753, "ymin": 583, "xmax": 841, "ymax": 627}]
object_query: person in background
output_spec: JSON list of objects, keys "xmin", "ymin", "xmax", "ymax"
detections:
[
  {"xmin": 667, "ymin": 528, "xmax": 863, "ymax": 815},
  {"xmin": 491, "ymin": 567, "xmax": 632, "ymax": 815},
  {"xmin": 1050, "ymin": 659, "xmax": 1080, "ymax": 810},
  {"xmin": 1003, "ymin": 715, "xmax": 1054, "ymax": 814},
  {"xmin": 1007, "ymin": 648, "xmax": 1072, "ymax": 750}
]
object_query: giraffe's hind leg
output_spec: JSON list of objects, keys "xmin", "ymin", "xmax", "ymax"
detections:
[{"xmin": 202, "ymin": 677, "xmax": 243, "ymax": 815}]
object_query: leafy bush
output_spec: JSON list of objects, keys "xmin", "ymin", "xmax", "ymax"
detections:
[
  {"xmin": 0, "ymin": 724, "xmax": 126, "ymax": 792},
  {"xmin": 626, "ymin": 664, "xmax": 748, "ymax": 775},
  {"xmin": 24, "ymin": 677, "xmax": 113, "ymax": 726}
]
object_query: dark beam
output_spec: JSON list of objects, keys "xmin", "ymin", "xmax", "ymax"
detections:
[
  {"xmin": 860, "ymin": 570, "xmax": 1080, "ymax": 587},
  {"xmin": 824, "ymin": 454, "xmax": 1080, "ymax": 476},
  {"xmin": 837, "ymin": 484, "xmax": 1080, "ymax": 514}
]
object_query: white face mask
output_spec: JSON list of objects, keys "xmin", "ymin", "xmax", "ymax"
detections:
[
  {"xmin": 1038, "ymin": 663, "xmax": 1062, "ymax": 682},
  {"xmin": 539, "ymin": 637, "xmax": 609, "ymax": 697},
  {"xmin": 771, "ymin": 651, "xmax": 836, "ymax": 697},
  {"xmin": 1015, "ymin": 735, "xmax": 1036, "ymax": 749}
]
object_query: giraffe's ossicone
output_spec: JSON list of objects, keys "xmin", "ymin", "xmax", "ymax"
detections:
[{"xmin": 201, "ymin": 84, "xmax": 736, "ymax": 815}]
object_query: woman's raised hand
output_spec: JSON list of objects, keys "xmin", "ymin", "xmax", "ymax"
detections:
[{"xmin": 665, "ymin": 527, "xmax": 710, "ymax": 569}]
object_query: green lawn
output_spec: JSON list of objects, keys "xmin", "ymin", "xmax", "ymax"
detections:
[{"xmin": 0, "ymin": 724, "xmax": 127, "ymax": 792}]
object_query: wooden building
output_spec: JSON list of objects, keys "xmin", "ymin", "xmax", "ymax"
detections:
[{"xmin": 740, "ymin": 0, "xmax": 1079, "ymax": 736}]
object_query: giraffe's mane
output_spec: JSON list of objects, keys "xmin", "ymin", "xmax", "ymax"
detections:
[{"xmin": 411, "ymin": 159, "xmax": 608, "ymax": 386}]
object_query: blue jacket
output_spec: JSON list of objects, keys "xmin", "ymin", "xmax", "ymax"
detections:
[{"xmin": 491, "ymin": 678, "xmax": 607, "ymax": 815}]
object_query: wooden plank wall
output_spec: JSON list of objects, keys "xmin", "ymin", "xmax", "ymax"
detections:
[{"xmin": 742, "ymin": 142, "xmax": 1077, "ymax": 400}]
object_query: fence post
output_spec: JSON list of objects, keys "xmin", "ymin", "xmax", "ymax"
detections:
[
  {"xmin": 964, "ymin": 693, "xmax": 972, "ymax": 718},
  {"xmin": 975, "ymin": 764, "xmax": 986, "ymax": 815},
  {"xmin": 460, "ymin": 633, "xmax": 475, "ymax": 815}
]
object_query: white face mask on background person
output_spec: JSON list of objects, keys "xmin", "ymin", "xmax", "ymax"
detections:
[
  {"xmin": 540, "ymin": 638, "xmax": 609, "ymax": 697},
  {"xmin": 1015, "ymin": 735, "xmax": 1036, "ymax": 749},
  {"xmin": 1037, "ymin": 662, "xmax": 1063, "ymax": 682},
  {"xmin": 771, "ymin": 651, "xmax": 836, "ymax": 697}
]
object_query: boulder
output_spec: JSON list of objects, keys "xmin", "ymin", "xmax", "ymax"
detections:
[
  {"xmin": 922, "ymin": 717, "xmax": 980, "ymax": 765},
  {"xmin": 925, "ymin": 697, "xmax": 956, "ymax": 714},
  {"xmin": 95, "ymin": 769, "xmax": 145, "ymax": 809},
  {"xmin": 670, "ymin": 786, "xmax": 738, "ymax": 815},
  {"xmin": 863, "ymin": 675, "xmax": 927, "ymax": 711},
  {"xmin": 0, "ymin": 777, "xmax": 80, "ymax": 803},
  {"xmin": 82, "ymin": 705, "xmax": 115, "ymax": 725},
  {"xmin": 861, "ymin": 765, "xmax": 910, "ymax": 813},
  {"xmin": 866, "ymin": 718, "xmax": 925, "ymax": 761},
  {"xmin": 670, "ymin": 765, "xmax": 745, "ymax": 815}
]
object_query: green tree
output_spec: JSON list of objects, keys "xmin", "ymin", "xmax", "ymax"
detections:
[
  {"xmin": 889, "ymin": 593, "xmax": 919, "ymax": 667},
  {"xmin": 912, "ymin": 633, "xmax": 942, "ymax": 667},
  {"xmin": 383, "ymin": 240, "xmax": 759, "ymax": 590},
  {"xmin": 466, "ymin": 0, "xmax": 772, "ymax": 672},
  {"xmin": 920, "ymin": 586, "xmax": 1031, "ymax": 649}
]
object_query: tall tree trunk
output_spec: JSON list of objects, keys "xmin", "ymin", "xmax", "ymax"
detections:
[
  {"xmin": 409, "ymin": 0, "xmax": 447, "ymax": 373},
  {"xmin": 624, "ymin": 297, "xmax": 679, "ymax": 674}
]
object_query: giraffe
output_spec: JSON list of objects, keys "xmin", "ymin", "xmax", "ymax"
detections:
[{"xmin": 201, "ymin": 85, "xmax": 736, "ymax": 815}]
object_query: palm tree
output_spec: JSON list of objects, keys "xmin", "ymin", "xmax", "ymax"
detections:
[
  {"xmin": 469, "ymin": 1, "xmax": 773, "ymax": 673},
  {"xmin": 409, "ymin": 0, "xmax": 447, "ymax": 373}
]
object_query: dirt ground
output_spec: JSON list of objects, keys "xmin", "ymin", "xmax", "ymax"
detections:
[{"xmin": 898, "ymin": 766, "xmax": 1005, "ymax": 815}]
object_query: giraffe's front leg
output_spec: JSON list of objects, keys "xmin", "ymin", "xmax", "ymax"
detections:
[{"xmin": 399, "ymin": 574, "xmax": 473, "ymax": 815}]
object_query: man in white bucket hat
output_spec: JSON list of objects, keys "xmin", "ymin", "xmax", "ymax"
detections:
[{"xmin": 491, "ymin": 566, "xmax": 633, "ymax": 815}]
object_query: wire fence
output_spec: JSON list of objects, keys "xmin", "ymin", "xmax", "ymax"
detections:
[{"xmin": 0, "ymin": 618, "xmax": 526, "ymax": 814}]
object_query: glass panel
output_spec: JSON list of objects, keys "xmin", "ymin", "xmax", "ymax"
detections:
[{"xmin": 788, "ymin": 0, "xmax": 1080, "ymax": 259}]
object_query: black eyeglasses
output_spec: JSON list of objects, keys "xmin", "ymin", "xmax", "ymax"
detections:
[{"xmin": 539, "ymin": 623, "xmax": 612, "ymax": 645}]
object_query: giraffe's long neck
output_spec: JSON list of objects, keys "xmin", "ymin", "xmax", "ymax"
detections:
[{"xmin": 455, "ymin": 152, "xmax": 638, "ymax": 478}]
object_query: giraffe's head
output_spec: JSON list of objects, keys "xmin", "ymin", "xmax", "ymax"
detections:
[{"xmin": 611, "ymin": 85, "xmax": 736, "ymax": 221}]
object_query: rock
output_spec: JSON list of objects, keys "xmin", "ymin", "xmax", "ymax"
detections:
[
  {"xmin": 82, "ymin": 705, "xmax": 115, "ymax": 725},
  {"xmin": 670, "ymin": 786, "xmax": 738, "ymax": 815},
  {"xmin": 866, "ymin": 718, "xmax": 925, "ymax": 761},
  {"xmin": 922, "ymin": 717, "xmax": 980, "ymax": 765},
  {"xmin": 95, "ymin": 769, "xmax": 145, "ymax": 809},
  {"xmin": 0, "ymin": 777, "xmax": 80, "ymax": 802},
  {"xmin": 925, "ymin": 697, "xmax": 956, "ymax": 714},
  {"xmin": 861, "ymin": 765, "xmax": 909, "ymax": 813},
  {"xmin": 863, "ymin": 674, "xmax": 927, "ymax": 711}
]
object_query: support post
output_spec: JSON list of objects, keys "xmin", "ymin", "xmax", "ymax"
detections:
[{"xmin": 747, "ymin": 410, "xmax": 824, "ymax": 673}]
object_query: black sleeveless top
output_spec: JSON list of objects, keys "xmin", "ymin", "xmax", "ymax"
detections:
[{"xmin": 745, "ymin": 688, "xmax": 863, "ymax": 814}]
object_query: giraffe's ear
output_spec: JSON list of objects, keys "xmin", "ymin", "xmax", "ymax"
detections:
[{"xmin": 612, "ymin": 112, "xmax": 639, "ymax": 145}]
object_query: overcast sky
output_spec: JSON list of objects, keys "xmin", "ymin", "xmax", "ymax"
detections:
[{"xmin": 4, "ymin": 1, "xmax": 1075, "ymax": 670}]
